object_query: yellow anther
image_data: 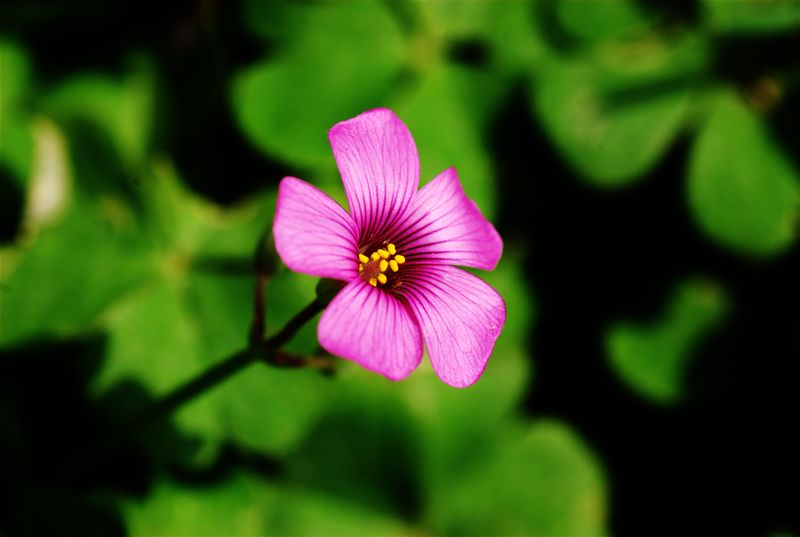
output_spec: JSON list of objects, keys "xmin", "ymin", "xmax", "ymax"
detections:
[
  {"xmin": 387, "ymin": 243, "xmax": 396, "ymax": 255},
  {"xmin": 394, "ymin": 254, "xmax": 406, "ymax": 264},
  {"xmin": 378, "ymin": 249, "xmax": 390, "ymax": 259},
  {"xmin": 371, "ymin": 252, "xmax": 380, "ymax": 261},
  {"xmin": 359, "ymin": 253, "xmax": 370, "ymax": 264},
  {"xmin": 389, "ymin": 259, "xmax": 399, "ymax": 272},
  {"xmin": 368, "ymin": 277, "xmax": 377, "ymax": 287},
  {"xmin": 379, "ymin": 259, "xmax": 388, "ymax": 272},
  {"xmin": 359, "ymin": 264, "xmax": 364, "ymax": 272},
  {"xmin": 377, "ymin": 273, "xmax": 387, "ymax": 284}
]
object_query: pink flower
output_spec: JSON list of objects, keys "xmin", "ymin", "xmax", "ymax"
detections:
[{"xmin": 273, "ymin": 109, "xmax": 505, "ymax": 387}]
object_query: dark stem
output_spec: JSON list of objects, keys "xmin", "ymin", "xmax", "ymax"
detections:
[{"xmin": 129, "ymin": 298, "xmax": 326, "ymax": 430}]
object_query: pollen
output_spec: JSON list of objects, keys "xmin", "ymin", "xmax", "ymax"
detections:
[{"xmin": 357, "ymin": 242, "xmax": 407, "ymax": 288}]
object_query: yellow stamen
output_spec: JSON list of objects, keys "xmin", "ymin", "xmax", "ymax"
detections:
[
  {"xmin": 377, "ymin": 273, "xmax": 388, "ymax": 284},
  {"xmin": 370, "ymin": 252, "xmax": 380, "ymax": 261},
  {"xmin": 378, "ymin": 248, "xmax": 389, "ymax": 259},
  {"xmin": 379, "ymin": 260, "xmax": 388, "ymax": 272},
  {"xmin": 359, "ymin": 253, "xmax": 370, "ymax": 264},
  {"xmin": 359, "ymin": 264, "xmax": 364, "ymax": 272},
  {"xmin": 387, "ymin": 243, "xmax": 396, "ymax": 255},
  {"xmin": 368, "ymin": 277, "xmax": 377, "ymax": 287},
  {"xmin": 394, "ymin": 254, "xmax": 406, "ymax": 264},
  {"xmin": 389, "ymin": 259, "xmax": 399, "ymax": 272}
]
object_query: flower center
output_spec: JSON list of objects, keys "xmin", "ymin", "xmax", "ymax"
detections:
[{"xmin": 357, "ymin": 242, "xmax": 406, "ymax": 288}]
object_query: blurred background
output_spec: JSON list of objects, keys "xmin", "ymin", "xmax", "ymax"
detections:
[{"xmin": 1, "ymin": 0, "xmax": 799, "ymax": 535}]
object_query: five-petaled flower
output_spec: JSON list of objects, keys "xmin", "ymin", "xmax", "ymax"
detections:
[{"xmin": 273, "ymin": 109, "xmax": 505, "ymax": 387}]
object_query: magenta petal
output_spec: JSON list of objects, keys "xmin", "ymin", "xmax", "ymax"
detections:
[
  {"xmin": 273, "ymin": 177, "xmax": 358, "ymax": 280},
  {"xmin": 395, "ymin": 168, "xmax": 502, "ymax": 270},
  {"xmin": 400, "ymin": 266, "xmax": 506, "ymax": 387},
  {"xmin": 318, "ymin": 280, "xmax": 423, "ymax": 381},
  {"xmin": 329, "ymin": 108, "xmax": 419, "ymax": 240}
]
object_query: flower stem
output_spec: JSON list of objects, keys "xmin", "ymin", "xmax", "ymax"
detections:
[{"xmin": 129, "ymin": 297, "xmax": 326, "ymax": 430}]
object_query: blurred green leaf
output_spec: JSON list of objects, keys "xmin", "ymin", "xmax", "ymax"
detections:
[
  {"xmin": 531, "ymin": 34, "xmax": 707, "ymax": 186},
  {"xmin": 606, "ymin": 279, "xmax": 728, "ymax": 404},
  {"xmin": 92, "ymin": 166, "xmax": 330, "ymax": 458},
  {"xmin": 0, "ymin": 201, "xmax": 153, "ymax": 347},
  {"xmin": 125, "ymin": 473, "xmax": 271, "ymax": 536},
  {"xmin": 232, "ymin": 0, "xmax": 407, "ymax": 168},
  {"xmin": 702, "ymin": 0, "xmax": 800, "ymax": 33},
  {"xmin": 401, "ymin": 64, "xmax": 502, "ymax": 216},
  {"xmin": 428, "ymin": 419, "xmax": 608, "ymax": 536},
  {"xmin": 688, "ymin": 92, "xmax": 799, "ymax": 256},
  {"xmin": 0, "ymin": 40, "xmax": 35, "ymax": 187},
  {"xmin": 555, "ymin": 0, "xmax": 651, "ymax": 41},
  {"xmin": 42, "ymin": 58, "xmax": 155, "ymax": 169},
  {"xmin": 126, "ymin": 472, "xmax": 408, "ymax": 537}
]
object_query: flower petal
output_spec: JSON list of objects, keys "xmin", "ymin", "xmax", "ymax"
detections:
[
  {"xmin": 273, "ymin": 177, "xmax": 358, "ymax": 280},
  {"xmin": 399, "ymin": 265, "xmax": 506, "ymax": 388},
  {"xmin": 318, "ymin": 280, "xmax": 423, "ymax": 381},
  {"xmin": 329, "ymin": 108, "xmax": 419, "ymax": 241},
  {"xmin": 394, "ymin": 168, "xmax": 502, "ymax": 270}
]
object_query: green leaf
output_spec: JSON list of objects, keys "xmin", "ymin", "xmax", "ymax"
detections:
[
  {"xmin": 703, "ymin": 0, "xmax": 800, "ymax": 33},
  {"xmin": 42, "ymin": 58, "xmax": 155, "ymax": 168},
  {"xmin": 125, "ymin": 472, "xmax": 408, "ymax": 537},
  {"xmin": 0, "ymin": 201, "xmax": 154, "ymax": 347},
  {"xmin": 400, "ymin": 64, "xmax": 502, "ymax": 216},
  {"xmin": 606, "ymin": 279, "xmax": 728, "ymax": 404},
  {"xmin": 232, "ymin": 0, "xmax": 407, "ymax": 168},
  {"xmin": 0, "ymin": 40, "xmax": 35, "ymax": 187},
  {"xmin": 688, "ymin": 92, "xmax": 799, "ymax": 256},
  {"xmin": 555, "ymin": 0, "xmax": 651, "ymax": 41},
  {"xmin": 427, "ymin": 419, "xmax": 608, "ymax": 536},
  {"xmin": 531, "ymin": 35, "xmax": 707, "ymax": 187}
]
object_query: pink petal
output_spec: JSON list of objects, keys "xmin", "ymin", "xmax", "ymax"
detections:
[
  {"xmin": 329, "ymin": 108, "xmax": 419, "ymax": 241},
  {"xmin": 318, "ymin": 279, "xmax": 423, "ymax": 381},
  {"xmin": 393, "ymin": 168, "xmax": 502, "ymax": 270},
  {"xmin": 273, "ymin": 177, "xmax": 359, "ymax": 280},
  {"xmin": 399, "ymin": 266, "xmax": 506, "ymax": 388}
]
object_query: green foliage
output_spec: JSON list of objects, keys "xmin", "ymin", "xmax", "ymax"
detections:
[
  {"xmin": 0, "ymin": 40, "xmax": 35, "ymax": 188},
  {"xmin": 232, "ymin": 0, "xmax": 407, "ymax": 168},
  {"xmin": 688, "ymin": 92, "xmax": 799, "ymax": 257},
  {"xmin": 532, "ymin": 34, "xmax": 707, "ymax": 187},
  {"xmin": 606, "ymin": 279, "xmax": 728, "ymax": 404},
  {"xmin": 702, "ymin": 0, "xmax": 800, "ymax": 33}
]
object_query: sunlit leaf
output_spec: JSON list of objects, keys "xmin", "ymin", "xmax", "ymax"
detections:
[
  {"xmin": 688, "ymin": 91, "xmax": 799, "ymax": 256},
  {"xmin": 606, "ymin": 279, "xmax": 728, "ymax": 404}
]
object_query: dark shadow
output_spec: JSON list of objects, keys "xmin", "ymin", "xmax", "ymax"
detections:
[
  {"xmin": 0, "ymin": 164, "xmax": 24, "ymax": 244},
  {"xmin": 0, "ymin": 334, "xmax": 200, "ymax": 536},
  {"xmin": 491, "ymin": 83, "xmax": 800, "ymax": 537}
]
